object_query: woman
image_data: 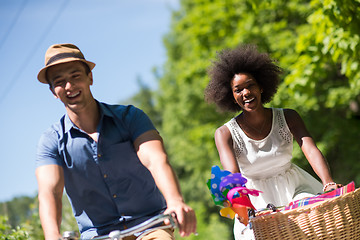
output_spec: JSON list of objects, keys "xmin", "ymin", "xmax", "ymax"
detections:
[{"xmin": 204, "ymin": 44, "xmax": 341, "ymax": 239}]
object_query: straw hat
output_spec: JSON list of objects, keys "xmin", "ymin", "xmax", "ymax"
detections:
[{"xmin": 37, "ymin": 43, "xmax": 95, "ymax": 83}]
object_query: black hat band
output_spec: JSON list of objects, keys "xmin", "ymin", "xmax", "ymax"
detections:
[{"xmin": 46, "ymin": 52, "xmax": 85, "ymax": 66}]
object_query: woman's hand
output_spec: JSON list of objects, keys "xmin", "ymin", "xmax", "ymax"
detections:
[{"xmin": 323, "ymin": 182, "xmax": 343, "ymax": 192}]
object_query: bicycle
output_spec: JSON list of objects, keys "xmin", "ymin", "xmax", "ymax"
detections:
[{"xmin": 63, "ymin": 213, "xmax": 178, "ymax": 240}]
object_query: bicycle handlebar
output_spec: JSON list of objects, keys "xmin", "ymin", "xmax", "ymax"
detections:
[
  {"xmin": 92, "ymin": 213, "xmax": 177, "ymax": 240},
  {"xmin": 62, "ymin": 213, "xmax": 177, "ymax": 240}
]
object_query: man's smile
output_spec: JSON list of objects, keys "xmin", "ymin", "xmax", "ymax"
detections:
[{"xmin": 67, "ymin": 91, "xmax": 80, "ymax": 98}]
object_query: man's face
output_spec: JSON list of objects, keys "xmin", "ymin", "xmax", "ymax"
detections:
[{"xmin": 47, "ymin": 61, "xmax": 93, "ymax": 112}]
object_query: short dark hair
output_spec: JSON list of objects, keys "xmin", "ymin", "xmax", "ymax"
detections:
[{"xmin": 204, "ymin": 44, "xmax": 283, "ymax": 112}]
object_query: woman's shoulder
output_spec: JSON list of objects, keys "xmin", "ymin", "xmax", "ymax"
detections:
[
  {"xmin": 272, "ymin": 107, "xmax": 297, "ymax": 115},
  {"xmin": 215, "ymin": 124, "xmax": 232, "ymax": 140},
  {"xmin": 215, "ymin": 124, "xmax": 231, "ymax": 134},
  {"xmin": 282, "ymin": 108, "xmax": 301, "ymax": 120},
  {"xmin": 282, "ymin": 108, "xmax": 303, "ymax": 131}
]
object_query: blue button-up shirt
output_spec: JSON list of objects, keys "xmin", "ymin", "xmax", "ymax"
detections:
[{"xmin": 36, "ymin": 102, "xmax": 166, "ymax": 238}]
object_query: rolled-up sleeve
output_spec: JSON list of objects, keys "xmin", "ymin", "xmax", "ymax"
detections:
[
  {"xmin": 124, "ymin": 106, "xmax": 157, "ymax": 141},
  {"xmin": 36, "ymin": 128, "xmax": 62, "ymax": 167}
]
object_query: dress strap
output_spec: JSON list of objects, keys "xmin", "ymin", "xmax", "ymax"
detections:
[
  {"xmin": 274, "ymin": 108, "xmax": 292, "ymax": 144},
  {"xmin": 225, "ymin": 119, "xmax": 245, "ymax": 156}
]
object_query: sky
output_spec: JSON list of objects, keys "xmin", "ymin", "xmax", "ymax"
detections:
[{"xmin": 0, "ymin": 0, "xmax": 179, "ymax": 202}]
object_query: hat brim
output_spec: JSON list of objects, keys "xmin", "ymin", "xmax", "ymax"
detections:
[{"xmin": 37, "ymin": 58, "xmax": 96, "ymax": 84}]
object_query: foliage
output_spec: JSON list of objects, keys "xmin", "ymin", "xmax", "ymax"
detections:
[
  {"xmin": 0, "ymin": 196, "xmax": 33, "ymax": 229},
  {"xmin": 273, "ymin": 0, "xmax": 360, "ymax": 183},
  {"xmin": 0, "ymin": 196, "xmax": 42, "ymax": 239},
  {"xmin": 278, "ymin": 0, "xmax": 360, "ymax": 111},
  {"xmin": 0, "ymin": 216, "xmax": 29, "ymax": 240},
  {"xmin": 0, "ymin": 194, "xmax": 77, "ymax": 240},
  {"xmin": 125, "ymin": 76, "xmax": 162, "ymax": 128}
]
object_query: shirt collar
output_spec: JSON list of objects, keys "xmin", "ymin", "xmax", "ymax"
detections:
[{"xmin": 63, "ymin": 101, "xmax": 114, "ymax": 133}]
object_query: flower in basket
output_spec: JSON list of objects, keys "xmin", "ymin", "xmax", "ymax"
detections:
[{"xmin": 207, "ymin": 165, "xmax": 261, "ymax": 225}]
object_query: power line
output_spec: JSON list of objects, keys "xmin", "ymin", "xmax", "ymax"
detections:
[
  {"xmin": 0, "ymin": 0, "xmax": 70, "ymax": 105},
  {"xmin": 0, "ymin": 0, "xmax": 28, "ymax": 52}
]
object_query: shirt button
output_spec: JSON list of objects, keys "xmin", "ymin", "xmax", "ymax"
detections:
[
  {"xmin": 98, "ymin": 154, "xmax": 102, "ymax": 158},
  {"xmin": 113, "ymin": 194, "xmax": 117, "ymax": 198},
  {"xmin": 103, "ymin": 174, "xmax": 108, "ymax": 178}
]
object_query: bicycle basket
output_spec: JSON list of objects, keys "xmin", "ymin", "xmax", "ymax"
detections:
[{"xmin": 250, "ymin": 188, "xmax": 360, "ymax": 239}]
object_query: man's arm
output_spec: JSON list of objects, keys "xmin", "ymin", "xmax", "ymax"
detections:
[
  {"xmin": 36, "ymin": 164, "xmax": 65, "ymax": 240},
  {"xmin": 134, "ymin": 130, "xmax": 197, "ymax": 237}
]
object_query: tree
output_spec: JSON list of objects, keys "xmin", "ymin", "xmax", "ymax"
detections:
[
  {"xmin": 0, "ymin": 216, "xmax": 29, "ymax": 240},
  {"xmin": 273, "ymin": 0, "xmax": 360, "ymax": 181},
  {"xmin": 0, "ymin": 194, "xmax": 77, "ymax": 240},
  {"xmin": 0, "ymin": 196, "xmax": 33, "ymax": 229},
  {"xmin": 125, "ymin": 75, "xmax": 162, "ymax": 128}
]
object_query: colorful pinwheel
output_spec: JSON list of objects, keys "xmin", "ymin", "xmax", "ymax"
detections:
[{"xmin": 207, "ymin": 165, "xmax": 261, "ymax": 225}]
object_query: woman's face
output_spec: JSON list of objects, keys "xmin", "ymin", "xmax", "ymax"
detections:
[{"xmin": 231, "ymin": 73, "xmax": 263, "ymax": 112}]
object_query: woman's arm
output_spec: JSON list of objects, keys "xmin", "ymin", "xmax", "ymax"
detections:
[
  {"xmin": 214, "ymin": 125, "xmax": 240, "ymax": 173},
  {"xmin": 134, "ymin": 130, "xmax": 197, "ymax": 237},
  {"xmin": 36, "ymin": 164, "xmax": 64, "ymax": 240},
  {"xmin": 284, "ymin": 109, "xmax": 341, "ymax": 191}
]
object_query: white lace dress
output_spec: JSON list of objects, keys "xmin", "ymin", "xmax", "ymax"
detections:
[{"xmin": 225, "ymin": 108, "xmax": 323, "ymax": 240}]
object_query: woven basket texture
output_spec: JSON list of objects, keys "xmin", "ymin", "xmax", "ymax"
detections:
[{"xmin": 250, "ymin": 188, "xmax": 360, "ymax": 239}]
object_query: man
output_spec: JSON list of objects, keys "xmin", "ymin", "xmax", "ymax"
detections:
[{"xmin": 36, "ymin": 43, "xmax": 197, "ymax": 240}]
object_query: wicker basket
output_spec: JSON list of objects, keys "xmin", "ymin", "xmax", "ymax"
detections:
[{"xmin": 250, "ymin": 188, "xmax": 360, "ymax": 239}]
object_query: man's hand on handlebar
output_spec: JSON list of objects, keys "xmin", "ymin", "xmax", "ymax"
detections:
[{"xmin": 164, "ymin": 200, "xmax": 197, "ymax": 237}]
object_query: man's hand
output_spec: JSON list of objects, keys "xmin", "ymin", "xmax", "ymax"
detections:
[{"xmin": 164, "ymin": 200, "xmax": 197, "ymax": 237}]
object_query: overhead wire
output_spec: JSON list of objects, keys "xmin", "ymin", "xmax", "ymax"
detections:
[
  {"xmin": 0, "ymin": 0, "xmax": 28, "ymax": 52},
  {"xmin": 0, "ymin": 0, "xmax": 70, "ymax": 105}
]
